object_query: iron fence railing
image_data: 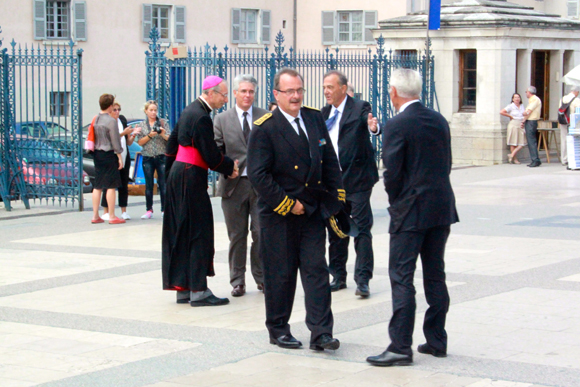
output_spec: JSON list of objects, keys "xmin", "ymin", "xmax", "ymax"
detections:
[
  {"xmin": 145, "ymin": 28, "xmax": 435, "ymax": 195},
  {"xmin": 0, "ymin": 27, "xmax": 83, "ymax": 211}
]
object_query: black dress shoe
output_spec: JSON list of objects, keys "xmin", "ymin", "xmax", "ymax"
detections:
[
  {"xmin": 330, "ymin": 278, "xmax": 347, "ymax": 292},
  {"xmin": 417, "ymin": 343, "xmax": 447, "ymax": 358},
  {"xmin": 231, "ymin": 285, "xmax": 245, "ymax": 297},
  {"xmin": 176, "ymin": 298, "xmax": 190, "ymax": 304},
  {"xmin": 190, "ymin": 294, "xmax": 230, "ymax": 307},
  {"xmin": 366, "ymin": 350, "xmax": 413, "ymax": 367},
  {"xmin": 355, "ymin": 284, "xmax": 370, "ymax": 298},
  {"xmin": 310, "ymin": 334, "xmax": 340, "ymax": 351},
  {"xmin": 528, "ymin": 161, "xmax": 541, "ymax": 168},
  {"xmin": 270, "ymin": 334, "xmax": 302, "ymax": 349}
]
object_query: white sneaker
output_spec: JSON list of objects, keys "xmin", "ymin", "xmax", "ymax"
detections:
[
  {"xmin": 101, "ymin": 213, "xmax": 110, "ymax": 221},
  {"xmin": 121, "ymin": 212, "xmax": 131, "ymax": 220},
  {"xmin": 141, "ymin": 210, "xmax": 153, "ymax": 219}
]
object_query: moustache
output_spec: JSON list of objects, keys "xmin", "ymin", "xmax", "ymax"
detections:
[{"xmin": 290, "ymin": 99, "xmax": 300, "ymax": 103}]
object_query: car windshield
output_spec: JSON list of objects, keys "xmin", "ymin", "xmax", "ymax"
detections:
[{"xmin": 45, "ymin": 122, "xmax": 69, "ymax": 137}]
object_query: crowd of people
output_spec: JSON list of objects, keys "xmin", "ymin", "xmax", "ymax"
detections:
[{"xmin": 87, "ymin": 68, "xmax": 458, "ymax": 366}]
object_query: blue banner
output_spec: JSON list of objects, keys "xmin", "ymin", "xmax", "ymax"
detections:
[{"xmin": 428, "ymin": 0, "xmax": 441, "ymax": 30}]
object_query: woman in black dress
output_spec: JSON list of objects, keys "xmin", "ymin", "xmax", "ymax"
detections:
[
  {"xmin": 162, "ymin": 76, "xmax": 239, "ymax": 307},
  {"xmin": 91, "ymin": 94, "xmax": 125, "ymax": 225}
]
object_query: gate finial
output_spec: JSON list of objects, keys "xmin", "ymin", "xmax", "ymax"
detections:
[{"xmin": 147, "ymin": 26, "xmax": 164, "ymax": 55}]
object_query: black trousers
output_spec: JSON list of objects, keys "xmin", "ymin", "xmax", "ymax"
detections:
[
  {"xmin": 387, "ymin": 225, "xmax": 450, "ymax": 356},
  {"xmin": 328, "ymin": 189, "xmax": 374, "ymax": 285},
  {"xmin": 525, "ymin": 120, "xmax": 540, "ymax": 163},
  {"xmin": 261, "ymin": 210, "xmax": 333, "ymax": 343},
  {"xmin": 101, "ymin": 152, "xmax": 131, "ymax": 208}
]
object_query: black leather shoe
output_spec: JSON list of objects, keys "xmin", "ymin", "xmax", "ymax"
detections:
[
  {"xmin": 355, "ymin": 284, "xmax": 370, "ymax": 298},
  {"xmin": 330, "ymin": 278, "xmax": 347, "ymax": 292},
  {"xmin": 417, "ymin": 343, "xmax": 447, "ymax": 358},
  {"xmin": 190, "ymin": 294, "xmax": 230, "ymax": 307},
  {"xmin": 528, "ymin": 161, "xmax": 541, "ymax": 168},
  {"xmin": 269, "ymin": 334, "xmax": 302, "ymax": 349},
  {"xmin": 176, "ymin": 298, "xmax": 189, "ymax": 304},
  {"xmin": 310, "ymin": 334, "xmax": 340, "ymax": 351},
  {"xmin": 366, "ymin": 350, "xmax": 413, "ymax": 367}
]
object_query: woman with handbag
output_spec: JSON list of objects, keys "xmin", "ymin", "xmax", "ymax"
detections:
[{"xmin": 91, "ymin": 94, "xmax": 125, "ymax": 224}]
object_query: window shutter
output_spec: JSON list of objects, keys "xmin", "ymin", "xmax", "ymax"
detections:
[
  {"xmin": 321, "ymin": 11, "xmax": 335, "ymax": 45},
  {"xmin": 261, "ymin": 10, "xmax": 271, "ymax": 44},
  {"xmin": 33, "ymin": 0, "xmax": 46, "ymax": 40},
  {"xmin": 142, "ymin": 4, "xmax": 153, "ymax": 42},
  {"xmin": 364, "ymin": 10, "xmax": 378, "ymax": 44},
  {"xmin": 174, "ymin": 6, "xmax": 186, "ymax": 43},
  {"xmin": 231, "ymin": 8, "xmax": 241, "ymax": 43},
  {"xmin": 74, "ymin": 1, "xmax": 87, "ymax": 41},
  {"xmin": 568, "ymin": 1, "xmax": 579, "ymax": 18}
]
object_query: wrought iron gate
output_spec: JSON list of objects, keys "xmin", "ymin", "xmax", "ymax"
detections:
[
  {"xmin": 145, "ymin": 28, "xmax": 435, "ymax": 163},
  {"xmin": 0, "ymin": 30, "xmax": 84, "ymax": 211}
]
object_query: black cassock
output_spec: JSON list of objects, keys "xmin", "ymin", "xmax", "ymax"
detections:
[{"xmin": 162, "ymin": 98, "xmax": 234, "ymax": 292}]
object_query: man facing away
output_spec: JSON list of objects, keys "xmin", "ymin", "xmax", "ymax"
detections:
[
  {"xmin": 247, "ymin": 67, "xmax": 344, "ymax": 351},
  {"xmin": 321, "ymin": 70, "xmax": 380, "ymax": 298},
  {"xmin": 559, "ymin": 86, "xmax": 580, "ymax": 166},
  {"xmin": 214, "ymin": 74, "xmax": 267, "ymax": 297},
  {"xmin": 367, "ymin": 68, "xmax": 459, "ymax": 367},
  {"xmin": 523, "ymin": 86, "xmax": 542, "ymax": 168}
]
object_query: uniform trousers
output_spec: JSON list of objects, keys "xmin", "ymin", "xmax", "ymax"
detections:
[
  {"xmin": 221, "ymin": 177, "xmax": 263, "ymax": 287},
  {"xmin": 261, "ymin": 209, "xmax": 333, "ymax": 343},
  {"xmin": 328, "ymin": 189, "xmax": 374, "ymax": 285},
  {"xmin": 387, "ymin": 225, "xmax": 450, "ymax": 356}
]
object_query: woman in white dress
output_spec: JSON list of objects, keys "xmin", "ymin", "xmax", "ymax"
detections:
[{"xmin": 500, "ymin": 93, "xmax": 527, "ymax": 164}]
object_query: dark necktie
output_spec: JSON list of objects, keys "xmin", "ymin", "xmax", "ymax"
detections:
[
  {"xmin": 295, "ymin": 117, "xmax": 310, "ymax": 151},
  {"xmin": 325, "ymin": 109, "xmax": 340, "ymax": 131},
  {"xmin": 242, "ymin": 112, "xmax": 250, "ymax": 143}
]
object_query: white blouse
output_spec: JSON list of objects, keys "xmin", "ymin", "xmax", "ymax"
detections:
[{"xmin": 504, "ymin": 103, "xmax": 525, "ymax": 120}]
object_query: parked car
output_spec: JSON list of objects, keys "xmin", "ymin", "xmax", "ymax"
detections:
[
  {"xmin": 14, "ymin": 138, "xmax": 92, "ymax": 194},
  {"xmin": 14, "ymin": 121, "xmax": 70, "ymax": 140}
]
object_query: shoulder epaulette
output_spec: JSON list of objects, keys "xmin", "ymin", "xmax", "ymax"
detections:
[
  {"xmin": 302, "ymin": 105, "xmax": 320, "ymax": 111},
  {"xmin": 254, "ymin": 113, "xmax": 272, "ymax": 126}
]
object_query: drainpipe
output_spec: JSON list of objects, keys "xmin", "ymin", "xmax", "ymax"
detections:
[{"xmin": 293, "ymin": 0, "xmax": 297, "ymax": 49}]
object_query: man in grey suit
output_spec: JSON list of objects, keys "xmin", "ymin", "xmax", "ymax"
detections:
[{"xmin": 214, "ymin": 74, "xmax": 268, "ymax": 297}]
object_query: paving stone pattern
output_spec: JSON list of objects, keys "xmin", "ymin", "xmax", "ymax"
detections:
[{"xmin": 1, "ymin": 163, "xmax": 579, "ymax": 386}]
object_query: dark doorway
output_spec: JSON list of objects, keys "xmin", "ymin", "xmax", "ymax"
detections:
[{"xmin": 531, "ymin": 50, "xmax": 550, "ymax": 119}]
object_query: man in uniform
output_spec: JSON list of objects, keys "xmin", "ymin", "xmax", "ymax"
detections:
[
  {"xmin": 247, "ymin": 67, "xmax": 344, "ymax": 351},
  {"xmin": 214, "ymin": 74, "xmax": 268, "ymax": 297},
  {"xmin": 321, "ymin": 70, "xmax": 379, "ymax": 298}
]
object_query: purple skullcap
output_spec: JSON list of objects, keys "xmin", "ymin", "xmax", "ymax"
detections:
[{"xmin": 202, "ymin": 75, "xmax": 224, "ymax": 90}]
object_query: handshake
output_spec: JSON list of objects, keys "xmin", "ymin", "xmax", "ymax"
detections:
[{"xmin": 229, "ymin": 160, "xmax": 240, "ymax": 179}]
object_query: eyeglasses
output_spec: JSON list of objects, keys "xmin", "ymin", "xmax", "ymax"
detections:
[
  {"xmin": 113, "ymin": 108, "xmax": 121, "ymax": 112},
  {"xmin": 213, "ymin": 90, "xmax": 228, "ymax": 98},
  {"xmin": 275, "ymin": 88, "xmax": 306, "ymax": 96}
]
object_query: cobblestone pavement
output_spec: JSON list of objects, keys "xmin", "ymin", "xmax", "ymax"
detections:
[{"xmin": 1, "ymin": 162, "xmax": 579, "ymax": 387}]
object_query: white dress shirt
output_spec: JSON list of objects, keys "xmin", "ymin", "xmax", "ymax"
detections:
[
  {"xmin": 279, "ymin": 108, "xmax": 308, "ymax": 139},
  {"xmin": 399, "ymin": 99, "xmax": 420, "ymax": 113},
  {"xmin": 235, "ymin": 105, "xmax": 252, "ymax": 176},
  {"xmin": 327, "ymin": 96, "xmax": 348, "ymax": 163}
]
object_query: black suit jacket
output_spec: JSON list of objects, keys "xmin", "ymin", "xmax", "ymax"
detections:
[
  {"xmin": 321, "ymin": 96, "xmax": 380, "ymax": 193},
  {"xmin": 247, "ymin": 106, "xmax": 344, "ymax": 227},
  {"xmin": 381, "ymin": 102, "xmax": 458, "ymax": 233}
]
